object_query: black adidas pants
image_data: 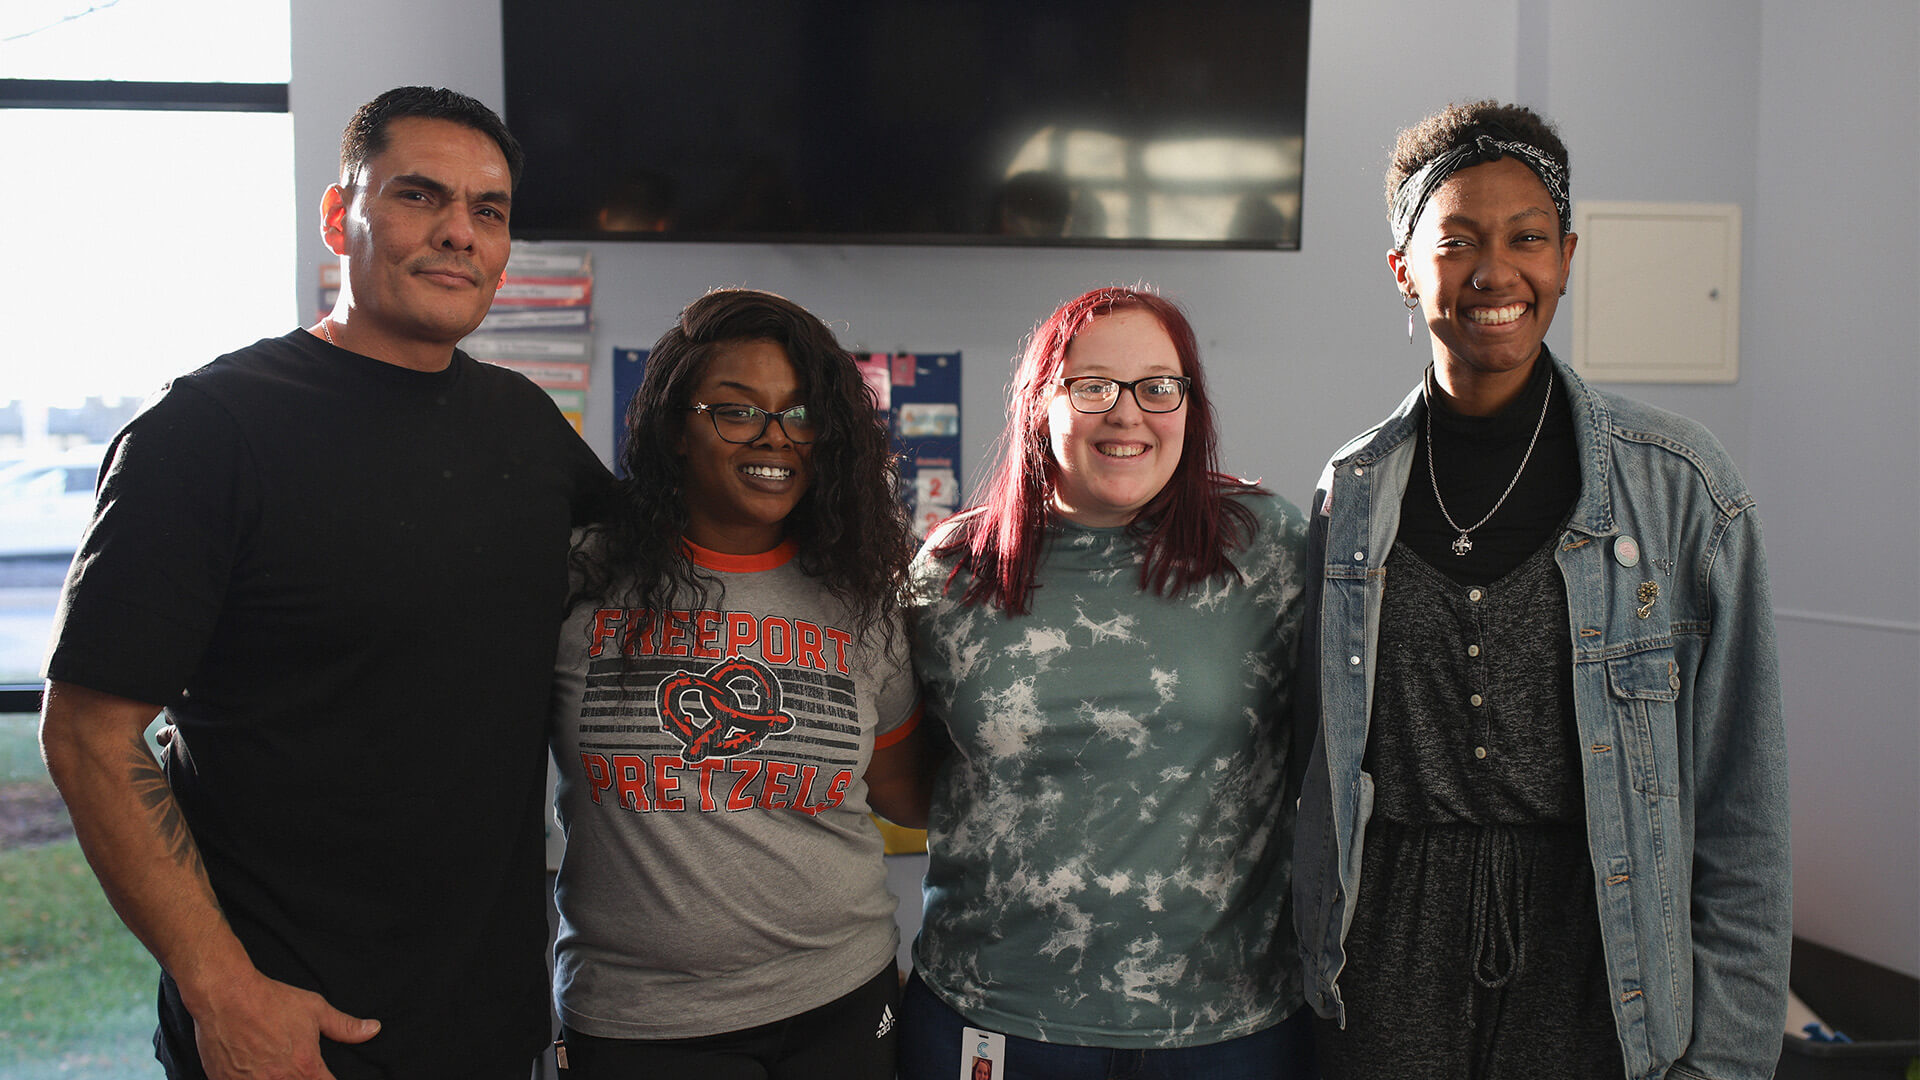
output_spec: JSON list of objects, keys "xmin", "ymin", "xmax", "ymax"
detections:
[{"xmin": 558, "ymin": 962, "xmax": 899, "ymax": 1080}]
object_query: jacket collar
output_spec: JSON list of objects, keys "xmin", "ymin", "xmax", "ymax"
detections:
[
  {"xmin": 1557, "ymin": 354, "xmax": 1617, "ymax": 538},
  {"xmin": 1334, "ymin": 349, "xmax": 1619, "ymax": 536}
]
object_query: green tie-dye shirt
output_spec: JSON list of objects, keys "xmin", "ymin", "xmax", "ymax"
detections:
[{"xmin": 908, "ymin": 492, "xmax": 1309, "ymax": 1048}]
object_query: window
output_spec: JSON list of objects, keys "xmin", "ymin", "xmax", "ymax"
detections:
[
  {"xmin": 1, "ymin": 5, "xmax": 291, "ymax": 1073},
  {"xmin": 0, "ymin": 1, "xmax": 295, "ymax": 698},
  {"xmin": 3, "ymin": 0, "xmax": 289, "ymax": 82}
]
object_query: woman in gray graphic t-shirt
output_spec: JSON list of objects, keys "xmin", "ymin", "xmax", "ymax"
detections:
[{"xmin": 549, "ymin": 289, "xmax": 933, "ymax": 1080}]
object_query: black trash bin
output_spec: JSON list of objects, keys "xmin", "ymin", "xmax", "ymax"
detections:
[{"xmin": 1777, "ymin": 938, "xmax": 1919, "ymax": 1080}]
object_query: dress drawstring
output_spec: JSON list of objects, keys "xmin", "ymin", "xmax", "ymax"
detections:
[{"xmin": 1468, "ymin": 824, "xmax": 1524, "ymax": 989}]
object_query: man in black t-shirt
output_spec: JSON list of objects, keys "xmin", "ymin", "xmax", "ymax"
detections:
[{"xmin": 39, "ymin": 87, "xmax": 609, "ymax": 1080}]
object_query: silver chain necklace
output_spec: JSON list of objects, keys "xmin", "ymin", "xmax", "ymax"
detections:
[
  {"xmin": 1424, "ymin": 367, "xmax": 1553, "ymax": 556},
  {"xmin": 318, "ymin": 319, "xmax": 338, "ymax": 346}
]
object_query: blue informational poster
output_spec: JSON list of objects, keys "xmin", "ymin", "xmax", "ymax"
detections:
[
  {"xmin": 610, "ymin": 346, "xmax": 648, "ymax": 477},
  {"xmin": 612, "ymin": 348, "xmax": 962, "ymax": 538}
]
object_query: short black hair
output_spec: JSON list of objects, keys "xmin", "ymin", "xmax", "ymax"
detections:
[
  {"xmin": 339, "ymin": 86, "xmax": 525, "ymax": 192},
  {"xmin": 1386, "ymin": 100, "xmax": 1569, "ymax": 220}
]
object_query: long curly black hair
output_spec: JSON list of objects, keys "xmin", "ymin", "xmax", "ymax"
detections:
[{"xmin": 571, "ymin": 289, "xmax": 913, "ymax": 639}]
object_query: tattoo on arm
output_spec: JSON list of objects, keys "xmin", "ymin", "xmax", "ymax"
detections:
[{"xmin": 121, "ymin": 736, "xmax": 219, "ymax": 909}]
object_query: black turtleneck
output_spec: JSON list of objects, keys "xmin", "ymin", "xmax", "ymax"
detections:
[{"xmin": 1398, "ymin": 354, "xmax": 1580, "ymax": 584}]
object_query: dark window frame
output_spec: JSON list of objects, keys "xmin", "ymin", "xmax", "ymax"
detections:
[{"xmin": 0, "ymin": 79, "xmax": 287, "ymax": 112}]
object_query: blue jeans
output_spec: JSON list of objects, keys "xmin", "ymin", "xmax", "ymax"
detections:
[{"xmin": 898, "ymin": 970, "xmax": 1316, "ymax": 1080}]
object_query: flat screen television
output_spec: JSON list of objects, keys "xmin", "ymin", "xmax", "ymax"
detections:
[{"xmin": 500, "ymin": 1, "xmax": 1310, "ymax": 249}]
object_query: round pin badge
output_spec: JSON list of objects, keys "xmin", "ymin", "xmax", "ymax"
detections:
[{"xmin": 1613, "ymin": 535, "xmax": 1641, "ymax": 568}]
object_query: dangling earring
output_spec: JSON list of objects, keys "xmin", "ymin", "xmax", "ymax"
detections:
[{"xmin": 1403, "ymin": 292, "xmax": 1420, "ymax": 344}]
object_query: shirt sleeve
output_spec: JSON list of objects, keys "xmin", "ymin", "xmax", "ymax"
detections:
[
  {"xmin": 43, "ymin": 384, "xmax": 252, "ymax": 706},
  {"xmin": 868, "ymin": 608, "xmax": 920, "ymax": 743},
  {"xmin": 1673, "ymin": 502, "xmax": 1792, "ymax": 1080},
  {"xmin": 548, "ymin": 530, "xmax": 597, "ymax": 736},
  {"xmin": 521, "ymin": 378, "xmax": 613, "ymax": 528}
]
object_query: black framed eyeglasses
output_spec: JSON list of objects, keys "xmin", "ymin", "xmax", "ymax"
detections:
[
  {"xmin": 689, "ymin": 402, "xmax": 818, "ymax": 444},
  {"xmin": 1055, "ymin": 375, "xmax": 1191, "ymax": 414}
]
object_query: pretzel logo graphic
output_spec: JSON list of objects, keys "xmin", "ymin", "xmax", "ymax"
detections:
[{"xmin": 657, "ymin": 656, "xmax": 796, "ymax": 761}]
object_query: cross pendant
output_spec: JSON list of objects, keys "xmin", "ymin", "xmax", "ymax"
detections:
[{"xmin": 1451, "ymin": 533, "xmax": 1473, "ymax": 556}]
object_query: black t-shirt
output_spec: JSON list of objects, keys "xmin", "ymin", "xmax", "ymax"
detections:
[{"xmin": 46, "ymin": 329, "xmax": 611, "ymax": 1078}]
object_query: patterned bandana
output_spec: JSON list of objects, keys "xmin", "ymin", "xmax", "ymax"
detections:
[{"xmin": 1390, "ymin": 133, "xmax": 1570, "ymax": 252}]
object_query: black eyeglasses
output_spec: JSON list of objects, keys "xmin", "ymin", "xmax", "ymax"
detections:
[
  {"xmin": 1055, "ymin": 375, "xmax": 1191, "ymax": 414},
  {"xmin": 688, "ymin": 402, "xmax": 818, "ymax": 444}
]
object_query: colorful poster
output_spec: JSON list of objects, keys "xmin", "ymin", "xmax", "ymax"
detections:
[{"xmin": 876, "ymin": 352, "xmax": 963, "ymax": 538}]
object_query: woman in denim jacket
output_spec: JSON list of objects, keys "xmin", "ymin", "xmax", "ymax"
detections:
[{"xmin": 1291, "ymin": 101, "xmax": 1789, "ymax": 1079}]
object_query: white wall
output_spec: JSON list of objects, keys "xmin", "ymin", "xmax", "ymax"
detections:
[
  {"xmin": 290, "ymin": 0, "xmax": 1920, "ymax": 978},
  {"xmin": 1536, "ymin": 0, "xmax": 1764, "ymax": 462},
  {"xmin": 1747, "ymin": 0, "xmax": 1919, "ymax": 979}
]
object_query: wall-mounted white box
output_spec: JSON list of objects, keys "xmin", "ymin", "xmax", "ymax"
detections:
[{"xmin": 1571, "ymin": 201, "xmax": 1741, "ymax": 383}]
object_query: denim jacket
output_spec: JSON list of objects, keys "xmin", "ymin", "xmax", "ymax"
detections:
[{"xmin": 1292, "ymin": 355, "xmax": 1790, "ymax": 1080}]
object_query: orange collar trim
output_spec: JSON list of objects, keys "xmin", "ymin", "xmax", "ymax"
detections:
[{"xmin": 684, "ymin": 538, "xmax": 798, "ymax": 574}]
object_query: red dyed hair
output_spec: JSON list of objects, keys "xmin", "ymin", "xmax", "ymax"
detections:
[{"xmin": 932, "ymin": 285, "xmax": 1261, "ymax": 615}]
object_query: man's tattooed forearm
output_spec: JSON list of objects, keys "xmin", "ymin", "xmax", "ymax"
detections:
[{"xmin": 122, "ymin": 738, "xmax": 209, "ymax": 885}]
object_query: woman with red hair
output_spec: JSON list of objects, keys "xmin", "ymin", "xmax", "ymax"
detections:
[{"xmin": 898, "ymin": 286, "xmax": 1314, "ymax": 1079}]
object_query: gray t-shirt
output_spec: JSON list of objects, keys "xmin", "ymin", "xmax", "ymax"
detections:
[
  {"xmin": 908, "ymin": 492, "xmax": 1308, "ymax": 1048},
  {"xmin": 551, "ymin": 539, "xmax": 918, "ymax": 1038}
]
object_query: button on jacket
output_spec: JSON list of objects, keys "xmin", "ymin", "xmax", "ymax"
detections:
[{"xmin": 1292, "ymin": 354, "xmax": 1790, "ymax": 1080}]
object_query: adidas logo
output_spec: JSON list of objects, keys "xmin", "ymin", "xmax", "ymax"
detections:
[{"xmin": 875, "ymin": 1004, "xmax": 896, "ymax": 1038}]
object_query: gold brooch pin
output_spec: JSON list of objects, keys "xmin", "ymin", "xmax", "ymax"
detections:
[{"xmin": 1636, "ymin": 581, "xmax": 1659, "ymax": 620}]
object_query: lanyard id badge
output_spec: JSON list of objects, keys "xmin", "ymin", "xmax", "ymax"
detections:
[{"xmin": 960, "ymin": 1026, "xmax": 1006, "ymax": 1080}]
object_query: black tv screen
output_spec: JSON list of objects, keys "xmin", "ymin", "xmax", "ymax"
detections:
[{"xmin": 501, "ymin": 1, "xmax": 1310, "ymax": 249}]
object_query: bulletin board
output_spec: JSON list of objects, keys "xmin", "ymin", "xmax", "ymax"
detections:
[
  {"xmin": 856, "ymin": 352, "xmax": 962, "ymax": 537},
  {"xmin": 612, "ymin": 349, "xmax": 962, "ymax": 538}
]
